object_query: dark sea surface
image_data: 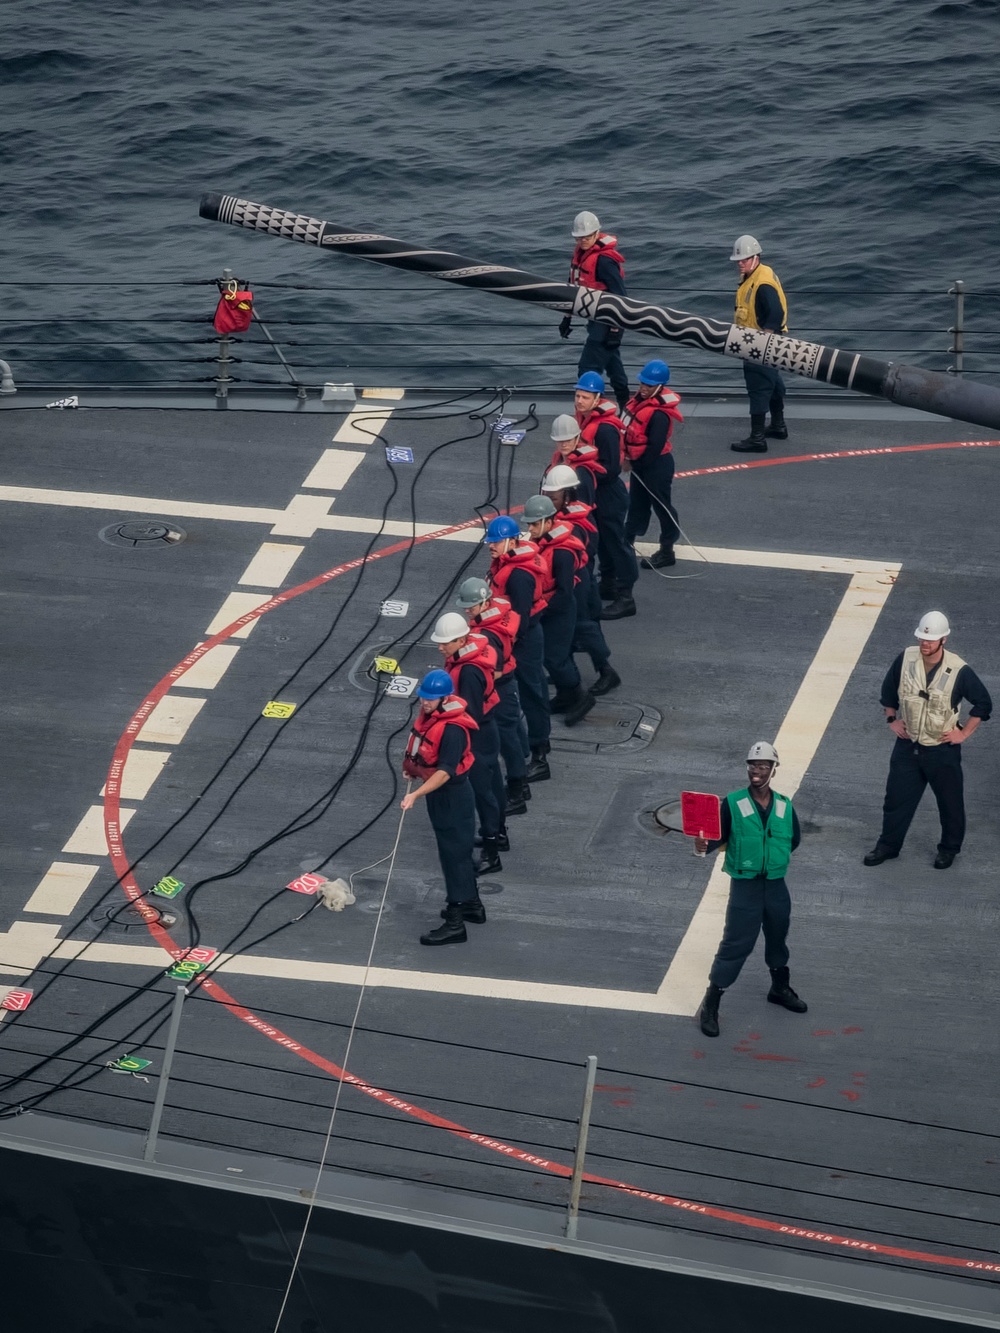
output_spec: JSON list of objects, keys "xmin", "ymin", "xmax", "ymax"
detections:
[{"xmin": 2, "ymin": 0, "xmax": 999, "ymax": 391}]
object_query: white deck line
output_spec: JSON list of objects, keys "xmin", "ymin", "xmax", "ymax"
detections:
[
  {"xmin": 172, "ymin": 643, "xmax": 241, "ymax": 691},
  {"xmin": 204, "ymin": 592, "xmax": 273, "ymax": 639},
  {"xmin": 99, "ymin": 748, "xmax": 170, "ymax": 801},
  {"xmin": 135, "ymin": 695, "xmax": 207, "ymax": 745},
  {"xmin": 23, "ymin": 863, "xmax": 100, "ymax": 916},
  {"xmin": 0, "ymin": 485, "xmax": 283, "ymax": 524},
  {"xmin": 332, "ymin": 409, "xmax": 393, "ymax": 444},
  {"xmin": 655, "ymin": 565, "xmax": 898, "ymax": 1013},
  {"xmin": 301, "ymin": 449, "xmax": 367, "ymax": 491},
  {"xmin": 62, "ymin": 805, "xmax": 136, "ymax": 856},
  {"xmin": 238, "ymin": 542, "xmax": 304, "ymax": 588}
]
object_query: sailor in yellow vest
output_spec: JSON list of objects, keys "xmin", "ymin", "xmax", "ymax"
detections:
[
  {"xmin": 864, "ymin": 611, "xmax": 992, "ymax": 870},
  {"xmin": 729, "ymin": 235, "xmax": 789, "ymax": 454},
  {"xmin": 693, "ymin": 742, "xmax": 807, "ymax": 1039}
]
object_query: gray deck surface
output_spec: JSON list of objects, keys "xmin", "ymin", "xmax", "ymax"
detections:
[{"xmin": 0, "ymin": 393, "xmax": 997, "ymax": 1302}]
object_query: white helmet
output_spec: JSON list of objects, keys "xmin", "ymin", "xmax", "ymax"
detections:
[
  {"xmin": 571, "ymin": 210, "xmax": 601, "ymax": 238},
  {"xmin": 541, "ymin": 464, "xmax": 580, "ymax": 492},
  {"xmin": 730, "ymin": 234, "xmax": 762, "ymax": 262},
  {"xmin": 430, "ymin": 611, "xmax": 469, "ymax": 644},
  {"xmin": 550, "ymin": 413, "xmax": 581, "ymax": 443},
  {"xmin": 914, "ymin": 610, "xmax": 950, "ymax": 640},
  {"xmin": 746, "ymin": 740, "xmax": 779, "ymax": 765}
]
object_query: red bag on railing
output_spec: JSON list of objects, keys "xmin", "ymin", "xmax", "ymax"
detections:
[{"xmin": 213, "ymin": 285, "xmax": 254, "ymax": 334}]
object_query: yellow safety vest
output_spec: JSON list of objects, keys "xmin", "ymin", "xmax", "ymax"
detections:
[
  {"xmin": 734, "ymin": 262, "xmax": 788, "ymax": 332},
  {"xmin": 898, "ymin": 645, "xmax": 966, "ymax": 746}
]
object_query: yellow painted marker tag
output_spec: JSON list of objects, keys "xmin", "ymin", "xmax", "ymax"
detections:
[
  {"xmin": 373, "ymin": 656, "xmax": 400, "ymax": 675},
  {"xmin": 262, "ymin": 700, "xmax": 297, "ymax": 719}
]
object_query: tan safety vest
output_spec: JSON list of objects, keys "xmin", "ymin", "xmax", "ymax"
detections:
[
  {"xmin": 898, "ymin": 645, "xmax": 966, "ymax": 746},
  {"xmin": 734, "ymin": 261, "xmax": 788, "ymax": 332}
]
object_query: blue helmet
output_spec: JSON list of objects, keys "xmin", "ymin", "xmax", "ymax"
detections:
[
  {"xmin": 637, "ymin": 359, "xmax": 671, "ymax": 386},
  {"xmin": 483, "ymin": 514, "xmax": 521, "ymax": 544},
  {"xmin": 416, "ymin": 669, "xmax": 453, "ymax": 700},
  {"xmin": 575, "ymin": 371, "xmax": 605, "ymax": 394}
]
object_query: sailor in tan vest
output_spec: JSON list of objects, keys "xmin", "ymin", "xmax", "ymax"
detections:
[{"xmin": 864, "ymin": 611, "xmax": 992, "ymax": 870}]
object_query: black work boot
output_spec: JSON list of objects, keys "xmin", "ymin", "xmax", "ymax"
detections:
[
  {"xmin": 420, "ymin": 902, "xmax": 467, "ymax": 946},
  {"xmin": 698, "ymin": 983, "xmax": 723, "ymax": 1038},
  {"xmin": 525, "ymin": 747, "xmax": 550, "ymax": 782},
  {"xmin": 863, "ymin": 843, "xmax": 898, "ymax": 866},
  {"xmin": 600, "ymin": 593, "xmax": 637, "ymax": 620},
  {"xmin": 590, "ymin": 665, "xmax": 621, "ymax": 696},
  {"xmin": 549, "ymin": 687, "xmax": 576, "ymax": 715},
  {"xmin": 440, "ymin": 897, "xmax": 486, "ymax": 924},
  {"xmin": 731, "ymin": 413, "xmax": 768, "ymax": 453},
  {"xmin": 504, "ymin": 777, "xmax": 528, "ymax": 816},
  {"xmin": 766, "ymin": 398, "xmax": 788, "ymax": 439},
  {"xmin": 563, "ymin": 685, "xmax": 596, "ymax": 727},
  {"xmin": 640, "ymin": 547, "xmax": 676, "ymax": 569},
  {"xmin": 474, "ymin": 827, "xmax": 509, "ymax": 851},
  {"xmin": 767, "ymin": 967, "xmax": 808, "ymax": 1012},
  {"xmin": 475, "ymin": 836, "xmax": 503, "ymax": 875}
]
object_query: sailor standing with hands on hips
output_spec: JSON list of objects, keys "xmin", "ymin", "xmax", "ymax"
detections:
[
  {"xmin": 864, "ymin": 611, "xmax": 991, "ymax": 870},
  {"xmin": 694, "ymin": 742, "xmax": 808, "ymax": 1039}
]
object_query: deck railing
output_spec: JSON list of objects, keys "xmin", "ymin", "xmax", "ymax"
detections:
[{"xmin": 0, "ymin": 274, "xmax": 996, "ymax": 397}]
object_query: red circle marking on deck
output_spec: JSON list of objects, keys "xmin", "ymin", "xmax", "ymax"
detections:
[{"xmin": 99, "ymin": 479, "xmax": 999, "ymax": 1276}]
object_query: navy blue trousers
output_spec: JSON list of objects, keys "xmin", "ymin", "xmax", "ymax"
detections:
[
  {"xmin": 709, "ymin": 876, "xmax": 792, "ymax": 989},
  {"xmin": 541, "ymin": 599, "xmax": 581, "ymax": 692},
  {"xmin": 469, "ymin": 716, "xmax": 506, "ymax": 837},
  {"xmin": 572, "ymin": 568, "xmax": 611, "ymax": 672},
  {"xmin": 879, "ymin": 738, "xmax": 965, "ymax": 853},
  {"xmin": 579, "ymin": 329, "xmax": 629, "ymax": 406},
  {"xmin": 493, "ymin": 673, "xmax": 527, "ymax": 780},
  {"xmin": 425, "ymin": 777, "xmax": 477, "ymax": 904},
  {"xmin": 743, "ymin": 362, "xmax": 785, "ymax": 416},
  {"xmin": 626, "ymin": 453, "xmax": 678, "ymax": 550},
  {"xmin": 594, "ymin": 480, "xmax": 638, "ymax": 592},
  {"xmin": 514, "ymin": 621, "xmax": 551, "ymax": 749}
]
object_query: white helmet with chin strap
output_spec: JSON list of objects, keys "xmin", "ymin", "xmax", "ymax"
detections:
[
  {"xmin": 730, "ymin": 234, "xmax": 762, "ymax": 262},
  {"xmin": 572, "ymin": 210, "xmax": 601, "ymax": 238},
  {"xmin": 914, "ymin": 610, "xmax": 950, "ymax": 640},
  {"xmin": 746, "ymin": 740, "xmax": 779, "ymax": 767}
]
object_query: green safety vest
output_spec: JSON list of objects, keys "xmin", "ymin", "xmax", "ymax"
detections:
[{"xmin": 723, "ymin": 788, "xmax": 795, "ymax": 880}]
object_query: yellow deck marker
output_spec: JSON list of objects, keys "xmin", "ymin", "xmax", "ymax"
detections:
[{"xmin": 262, "ymin": 700, "xmax": 297, "ymax": 719}]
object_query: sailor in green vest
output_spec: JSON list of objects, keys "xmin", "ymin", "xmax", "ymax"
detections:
[
  {"xmin": 728, "ymin": 234, "xmax": 789, "ymax": 454},
  {"xmin": 864, "ymin": 610, "xmax": 992, "ymax": 870},
  {"xmin": 694, "ymin": 742, "xmax": 807, "ymax": 1039}
]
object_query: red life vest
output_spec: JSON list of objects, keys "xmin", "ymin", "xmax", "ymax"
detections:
[
  {"xmin": 403, "ymin": 696, "xmax": 477, "ymax": 781},
  {"xmin": 549, "ymin": 441, "xmax": 606, "ymax": 485},
  {"xmin": 577, "ymin": 399, "xmax": 626, "ymax": 466},
  {"xmin": 537, "ymin": 522, "xmax": 588, "ymax": 595},
  {"xmin": 444, "ymin": 632, "xmax": 499, "ymax": 714},
  {"xmin": 622, "ymin": 388, "xmax": 684, "ymax": 462},
  {"xmin": 569, "ymin": 234, "xmax": 626, "ymax": 290},
  {"xmin": 489, "ymin": 542, "xmax": 549, "ymax": 618},
  {"xmin": 558, "ymin": 499, "xmax": 598, "ymax": 539},
  {"xmin": 471, "ymin": 596, "xmax": 519, "ymax": 678}
]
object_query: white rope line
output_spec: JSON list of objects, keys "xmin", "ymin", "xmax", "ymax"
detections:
[
  {"xmin": 628, "ymin": 468, "xmax": 711, "ymax": 580},
  {"xmin": 271, "ymin": 787, "xmax": 411, "ymax": 1332}
]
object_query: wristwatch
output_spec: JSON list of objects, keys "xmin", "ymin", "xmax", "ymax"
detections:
[{"xmin": 886, "ymin": 714, "xmax": 897, "ymax": 723}]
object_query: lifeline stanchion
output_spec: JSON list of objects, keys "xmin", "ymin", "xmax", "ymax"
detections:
[
  {"xmin": 565, "ymin": 1055, "xmax": 598, "ymax": 1240},
  {"xmin": 143, "ymin": 985, "xmax": 187, "ymax": 1162}
]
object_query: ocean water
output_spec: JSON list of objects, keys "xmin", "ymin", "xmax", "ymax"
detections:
[{"xmin": 2, "ymin": 0, "xmax": 998, "ymax": 390}]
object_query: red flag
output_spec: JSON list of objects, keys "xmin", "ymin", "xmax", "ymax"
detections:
[{"xmin": 680, "ymin": 791, "xmax": 721, "ymax": 840}]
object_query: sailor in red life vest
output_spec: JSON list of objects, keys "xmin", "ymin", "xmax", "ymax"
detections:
[
  {"xmin": 454, "ymin": 577, "xmax": 530, "ymax": 819},
  {"xmin": 484, "ymin": 514, "xmax": 553, "ymax": 783},
  {"xmin": 573, "ymin": 372, "xmax": 640, "ymax": 621},
  {"xmin": 549, "ymin": 412, "xmax": 603, "ymax": 506},
  {"xmin": 622, "ymin": 360, "xmax": 684, "ymax": 571},
  {"xmin": 401, "ymin": 670, "xmax": 482, "ymax": 947},
  {"xmin": 559, "ymin": 210, "xmax": 630, "ymax": 412},
  {"xmin": 540, "ymin": 467, "xmax": 621, "ymax": 699},
  {"xmin": 521, "ymin": 496, "xmax": 596, "ymax": 727},
  {"xmin": 430, "ymin": 611, "xmax": 506, "ymax": 877}
]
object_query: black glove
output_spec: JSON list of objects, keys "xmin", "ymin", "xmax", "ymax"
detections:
[
  {"xmin": 558, "ymin": 315, "xmax": 573, "ymax": 340},
  {"xmin": 605, "ymin": 327, "xmax": 623, "ymax": 351}
]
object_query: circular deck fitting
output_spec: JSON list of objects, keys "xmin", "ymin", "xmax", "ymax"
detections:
[
  {"xmin": 91, "ymin": 902, "xmax": 172, "ymax": 932},
  {"xmin": 99, "ymin": 520, "xmax": 186, "ymax": 548},
  {"xmin": 653, "ymin": 800, "xmax": 684, "ymax": 832}
]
